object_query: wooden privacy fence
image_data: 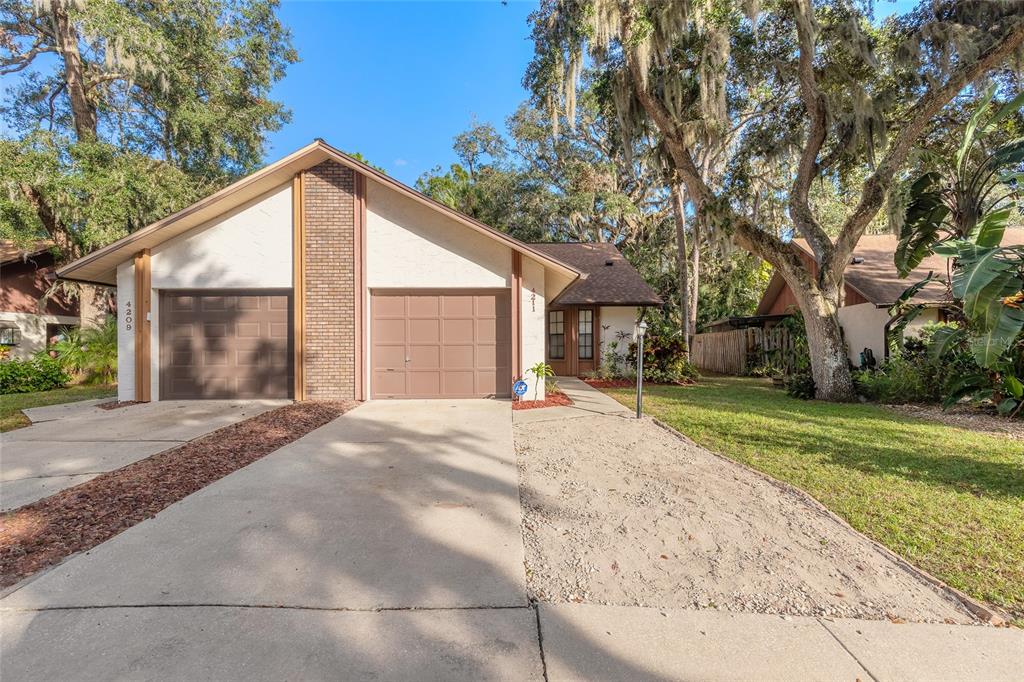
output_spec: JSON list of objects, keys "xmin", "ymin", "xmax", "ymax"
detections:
[{"xmin": 691, "ymin": 327, "xmax": 796, "ymax": 375}]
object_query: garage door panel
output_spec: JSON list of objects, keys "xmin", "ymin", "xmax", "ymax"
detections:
[
  {"xmin": 373, "ymin": 318, "xmax": 406, "ymax": 343},
  {"xmin": 409, "ymin": 319, "xmax": 440, "ymax": 344},
  {"xmin": 374, "ymin": 344, "xmax": 406, "ymax": 369},
  {"xmin": 371, "ymin": 290, "xmax": 511, "ymax": 398},
  {"xmin": 374, "ymin": 370, "xmax": 406, "ymax": 395},
  {"xmin": 441, "ymin": 295, "xmax": 474, "ymax": 317},
  {"xmin": 160, "ymin": 291, "xmax": 292, "ymax": 400},
  {"xmin": 409, "ymin": 372, "xmax": 441, "ymax": 396},
  {"xmin": 236, "ymin": 322, "xmax": 260, "ymax": 338},
  {"xmin": 442, "ymin": 318, "xmax": 474, "ymax": 343},
  {"xmin": 443, "ymin": 371, "xmax": 475, "ymax": 396},
  {"xmin": 372, "ymin": 295, "xmax": 406, "ymax": 317},
  {"xmin": 407, "ymin": 295, "xmax": 440, "ymax": 317},
  {"xmin": 476, "ymin": 372, "xmax": 498, "ymax": 395},
  {"xmin": 409, "ymin": 344, "xmax": 440, "ymax": 367},
  {"xmin": 442, "ymin": 345, "xmax": 474, "ymax": 369}
]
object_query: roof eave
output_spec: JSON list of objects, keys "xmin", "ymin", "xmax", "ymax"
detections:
[{"xmin": 57, "ymin": 139, "xmax": 584, "ymax": 286}]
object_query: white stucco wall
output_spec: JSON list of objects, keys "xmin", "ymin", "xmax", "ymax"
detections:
[
  {"xmin": 116, "ymin": 184, "xmax": 292, "ymax": 401},
  {"xmin": 366, "ymin": 180, "xmax": 509, "ymax": 289},
  {"xmin": 599, "ymin": 306, "xmax": 638, "ymax": 367},
  {"xmin": 521, "ymin": 256, "xmax": 546, "ymax": 399},
  {"xmin": 0, "ymin": 311, "xmax": 80, "ymax": 359},
  {"xmin": 150, "ymin": 183, "xmax": 292, "ymax": 290},
  {"xmin": 116, "ymin": 261, "xmax": 136, "ymax": 401},
  {"xmin": 838, "ymin": 303, "xmax": 942, "ymax": 367}
]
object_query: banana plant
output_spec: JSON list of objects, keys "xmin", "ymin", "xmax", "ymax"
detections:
[
  {"xmin": 893, "ymin": 88, "xmax": 1024, "ymax": 416},
  {"xmin": 893, "ymin": 86, "xmax": 1024, "ymax": 277}
]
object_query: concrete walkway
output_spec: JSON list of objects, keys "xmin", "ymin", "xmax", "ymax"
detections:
[
  {"xmin": 513, "ymin": 376, "xmax": 632, "ymax": 424},
  {"xmin": 1, "ymin": 399, "xmax": 285, "ymax": 509},
  {"xmin": 2, "ymin": 397, "xmax": 1022, "ymax": 680}
]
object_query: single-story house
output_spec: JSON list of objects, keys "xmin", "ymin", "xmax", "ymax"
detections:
[
  {"xmin": 57, "ymin": 140, "xmax": 656, "ymax": 402},
  {"xmin": 753, "ymin": 229, "xmax": 1024, "ymax": 365},
  {"xmin": 1, "ymin": 241, "xmax": 80, "ymax": 358},
  {"xmin": 528, "ymin": 242, "xmax": 662, "ymax": 376}
]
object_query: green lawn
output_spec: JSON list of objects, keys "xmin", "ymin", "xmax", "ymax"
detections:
[
  {"xmin": 0, "ymin": 385, "xmax": 116, "ymax": 432},
  {"xmin": 604, "ymin": 376, "xmax": 1024, "ymax": 618}
]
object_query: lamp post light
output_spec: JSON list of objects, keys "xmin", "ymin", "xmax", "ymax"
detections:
[{"xmin": 635, "ymin": 320, "xmax": 648, "ymax": 419}]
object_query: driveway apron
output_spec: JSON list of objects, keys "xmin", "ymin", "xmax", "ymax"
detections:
[
  {"xmin": 1, "ymin": 400, "xmax": 286, "ymax": 510},
  {"xmin": 1, "ymin": 399, "xmax": 540, "ymax": 680}
]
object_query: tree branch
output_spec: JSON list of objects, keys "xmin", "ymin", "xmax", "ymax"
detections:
[
  {"xmin": 789, "ymin": 0, "xmax": 833, "ymax": 263},
  {"xmin": 830, "ymin": 17, "xmax": 1024, "ymax": 283}
]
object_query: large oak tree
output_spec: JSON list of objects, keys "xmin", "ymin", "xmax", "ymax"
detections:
[{"xmin": 527, "ymin": 0, "xmax": 1024, "ymax": 400}]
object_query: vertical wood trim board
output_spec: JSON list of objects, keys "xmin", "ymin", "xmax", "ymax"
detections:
[
  {"xmin": 292, "ymin": 173, "xmax": 306, "ymax": 400},
  {"xmin": 133, "ymin": 249, "xmax": 151, "ymax": 402},
  {"xmin": 511, "ymin": 252, "xmax": 522, "ymax": 380},
  {"xmin": 354, "ymin": 173, "xmax": 367, "ymax": 401}
]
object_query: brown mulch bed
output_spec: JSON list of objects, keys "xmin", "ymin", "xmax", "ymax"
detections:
[
  {"xmin": 97, "ymin": 400, "xmax": 142, "ymax": 410},
  {"xmin": 0, "ymin": 400, "xmax": 356, "ymax": 590},
  {"xmin": 512, "ymin": 388, "xmax": 573, "ymax": 411}
]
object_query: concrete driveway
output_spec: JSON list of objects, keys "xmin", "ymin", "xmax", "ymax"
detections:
[
  {"xmin": 1, "ymin": 400, "xmax": 285, "ymax": 510},
  {"xmin": 1, "ymin": 399, "xmax": 540, "ymax": 679}
]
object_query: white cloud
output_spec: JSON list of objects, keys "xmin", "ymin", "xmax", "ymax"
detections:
[{"xmin": 394, "ymin": 158, "xmax": 408, "ymax": 167}]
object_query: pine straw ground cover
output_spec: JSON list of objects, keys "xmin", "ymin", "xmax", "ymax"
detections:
[{"xmin": 0, "ymin": 400, "xmax": 355, "ymax": 589}]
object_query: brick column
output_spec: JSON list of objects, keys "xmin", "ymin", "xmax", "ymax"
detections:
[{"xmin": 302, "ymin": 160, "xmax": 356, "ymax": 399}]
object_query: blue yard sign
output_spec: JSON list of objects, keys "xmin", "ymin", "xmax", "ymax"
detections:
[{"xmin": 513, "ymin": 380, "xmax": 529, "ymax": 397}]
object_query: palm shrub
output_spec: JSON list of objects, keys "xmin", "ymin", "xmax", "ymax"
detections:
[{"xmin": 51, "ymin": 318, "xmax": 118, "ymax": 385}]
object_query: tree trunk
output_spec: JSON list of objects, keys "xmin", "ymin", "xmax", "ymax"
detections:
[
  {"xmin": 671, "ymin": 183, "xmax": 691, "ymax": 355},
  {"xmin": 51, "ymin": 0, "xmax": 97, "ymax": 140},
  {"xmin": 688, "ymin": 215, "xmax": 700, "ymax": 348},
  {"xmin": 789, "ymin": 281, "xmax": 855, "ymax": 401}
]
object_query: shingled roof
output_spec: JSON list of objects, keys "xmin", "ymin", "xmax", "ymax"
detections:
[
  {"xmin": 796, "ymin": 228, "xmax": 1024, "ymax": 306},
  {"xmin": 529, "ymin": 242, "xmax": 663, "ymax": 306}
]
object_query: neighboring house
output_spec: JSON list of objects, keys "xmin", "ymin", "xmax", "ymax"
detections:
[
  {"xmin": 528, "ymin": 242, "xmax": 662, "ymax": 376},
  {"xmin": 0, "ymin": 241, "xmax": 80, "ymax": 358},
  {"xmin": 752, "ymin": 229, "xmax": 1024, "ymax": 365},
  {"xmin": 57, "ymin": 140, "xmax": 661, "ymax": 403}
]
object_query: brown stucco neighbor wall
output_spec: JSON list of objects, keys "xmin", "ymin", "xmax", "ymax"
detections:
[{"xmin": 302, "ymin": 160, "xmax": 356, "ymax": 399}]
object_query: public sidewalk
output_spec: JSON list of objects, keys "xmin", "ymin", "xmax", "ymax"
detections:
[{"xmin": 539, "ymin": 603, "xmax": 1023, "ymax": 681}]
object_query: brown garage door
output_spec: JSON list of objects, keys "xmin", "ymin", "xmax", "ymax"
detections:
[
  {"xmin": 371, "ymin": 290, "xmax": 511, "ymax": 398},
  {"xmin": 160, "ymin": 291, "xmax": 292, "ymax": 399}
]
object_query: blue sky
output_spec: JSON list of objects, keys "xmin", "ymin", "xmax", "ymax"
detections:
[
  {"xmin": 0, "ymin": 0, "xmax": 920, "ymax": 187},
  {"xmin": 268, "ymin": 0, "xmax": 917, "ymax": 185},
  {"xmin": 268, "ymin": 1, "xmax": 541, "ymax": 184}
]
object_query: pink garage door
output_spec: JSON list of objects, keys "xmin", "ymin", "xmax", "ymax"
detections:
[
  {"xmin": 371, "ymin": 290, "xmax": 512, "ymax": 398},
  {"xmin": 159, "ymin": 291, "xmax": 292, "ymax": 399}
]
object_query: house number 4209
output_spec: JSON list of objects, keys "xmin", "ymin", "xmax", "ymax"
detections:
[{"xmin": 124, "ymin": 301, "xmax": 133, "ymax": 331}]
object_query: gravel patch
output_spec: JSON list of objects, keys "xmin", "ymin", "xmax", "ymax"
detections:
[
  {"xmin": 884, "ymin": 403, "xmax": 1023, "ymax": 441},
  {"xmin": 515, "ymin": 414, "xmax": 978, "ymax": 624},
  {"xmin": 0, "ymin": 400, "xmax": 355, "ymax": 589}
]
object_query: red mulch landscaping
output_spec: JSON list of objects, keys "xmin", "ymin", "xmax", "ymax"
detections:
[
  {"xmin": 0, "ymin": 400, "xmax": 355, "ymax": 589},
  {"xmin": 512, "ymin": 388, "xmax": 573, "ymax": 410},
  {"xmin": 97, "ymin": 400, "xmax": 142, "ymax": 410},
  {"xmin": 582, "ymin": 379, "xmax": 635, "ymax": 389}
]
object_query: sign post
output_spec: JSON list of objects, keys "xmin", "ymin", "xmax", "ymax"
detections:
[
  {"xmin": 513, "ymin": 380, "xmax": 529, "ymax": 401},
  {"xmin": 635, "ymin": 321, "xmax": 648, "ymax": 419}
]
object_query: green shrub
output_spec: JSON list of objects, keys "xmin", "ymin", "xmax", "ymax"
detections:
[
  {"xmin": 855, "ymin": 323, "xmax": 980, "ymax": 405},
  {"xmin": 784, "ymin": 370, "xmax": 816, "ymax": 399},
  {"xmin": 0, "ymin": 355, "xmax": 70, "ymax": 394},
  {"xmin": 629, "ymin": 317, "xmax": 700, "ymax": 385}
]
